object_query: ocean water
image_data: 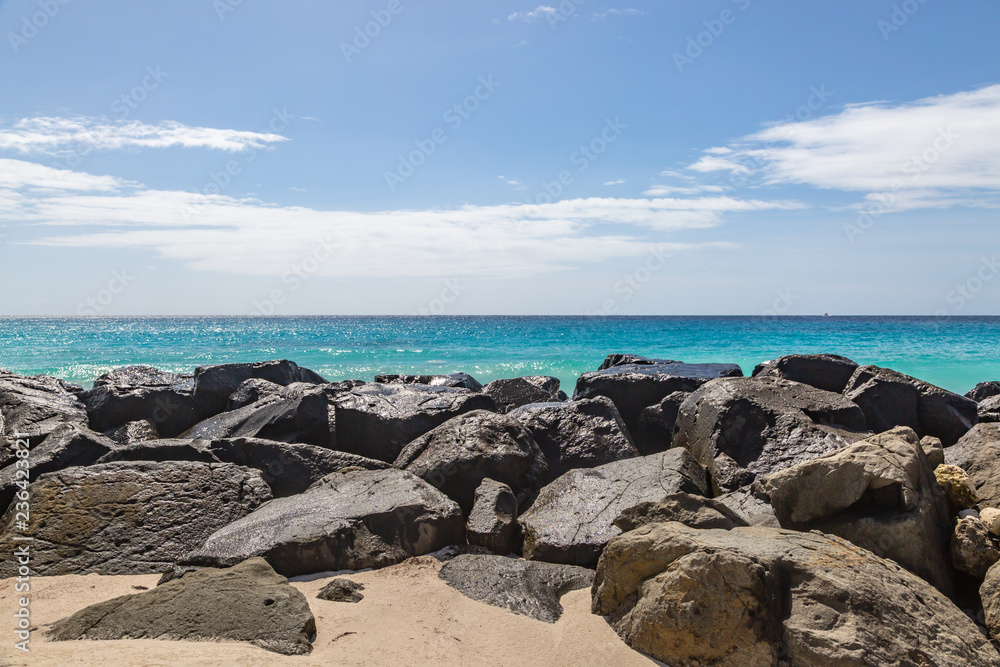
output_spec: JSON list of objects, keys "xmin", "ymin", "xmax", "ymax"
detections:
[{"xmin": 1, "ymin": 316, "xmax": 999, "ymax": 395}]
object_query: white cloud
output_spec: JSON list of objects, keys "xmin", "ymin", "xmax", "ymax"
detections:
[
  {"xmin": 0, "ymin": 158, "xmax": 128, "ymax": 192},
  {"xmin": 688, "ymin": 84, "xmax": 1000, "ymax": 210},
  {"xmin": 644, "ymin": 184, "xmax": 727, "ymax": 196},
  {"xmin": 2, "ymin": 159, "xmax": 802, "ymax": 278},
  {"xmin": 0, "ymin": 117, "xmax": 288, "ymax": 156},
  {"xmin": 591, "ymin": 8, "xmax": 645, "ymax": 19},
  {"xmin": 498, "ymin": 175, "xmax": 528, "ymax": 190},
  {"xmin": 604, "ymin": 179, "xmax": 625, "ymax": 186},
  {"xmin": 508, "ymin": 6, "xmax": 557, "ymax": 22}
]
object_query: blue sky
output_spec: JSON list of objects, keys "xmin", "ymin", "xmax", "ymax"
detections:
[{"xmin": 1, "ymin": 0, "xmax": 998, "ymax": 315}]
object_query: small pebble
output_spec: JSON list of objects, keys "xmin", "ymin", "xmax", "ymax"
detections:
[{"xmin": 959, "ymin": 509, "xmax": 981, "ymax": 520}]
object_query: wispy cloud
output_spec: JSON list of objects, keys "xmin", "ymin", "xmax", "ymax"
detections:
[
  {"xmin": 644, "ymin": 184, "xmax": 727, "ymax": 196},
  {"xmin": 508, "ymin": 6, "xmax": 557, "ymax": 22},
  {"xmin": 688, "ymin": 84, "xmax": 1000, "ymax": 211},
  {"xmin": 0, "ymin": 117, "xmax": 288, "ymax": 156},
  {"xmin": 591, "ymin": 8, "xmax": 646, "ymax": 19},
  {"xmin": 604, "ymin": 179, "xmax": 625, "ymax": 186},
  {"xmin": 498, "ymin": 175, "xmax": 528, "ymax": 190},
  {"xmin": 2, "ymin": 158, "xmax": 801, "ymax": 278}
]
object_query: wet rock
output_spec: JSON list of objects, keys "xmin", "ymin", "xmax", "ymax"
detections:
[
  {"xmin": 192, "ymin": 360, "xmax": 326, "ymax": 417},
  {"xmin": 226, "ymin": 378, "xmax": 285, "ymax": 411},
  {"xmin": 508, "ymin": 397, "xmax": 638, "ymax": 480},
  {"xmin": 597, "ymin": 354, "xmax": 680, "ymax": 371},
  {"xmin": 466, "ymin": 479, "xmax": 518, "ymax": 555},
  {"xmin": 978, "ymin": 395, "xmax": 1000, "ymax": 423},
  {"xmin": 968, "ymin": 381, "xmax": 1000, "ymax": 402},
  {"xmin": 439, "ymin": 554, "xmax": 593, "ymax": 623},
  {"xmin": 181, "ymin": 386, "xmax": 332, "ymax": 447},
  {"xmin": 81, "ymin": 366, "xmax": 200, "ymax": 438},
  {"xmin": 483, "ymin": 377, "xmax": 565, "ymax": 414},
  {"xmin": 519, "ymin": 449, "xmax": 707, "ymax": 567},
  {"xmin": 375, "ymin": 373, "xmax": 483, "ymax": 391},
  {"xmin": 752, "ymin": 353, "xmax": 859, "ymax": 393},
  {"xmin": 632, "ymin": 391, "xmax": 689, "ymax": 454},
  {"xmin": 48, "ymin": 557, "xmax": 315, "ymax": 655},
  {"xmin": 593, "ymin": 523, "xmax": 1000, "ymax": 667},
  {"xmin": 0, "ymin": 370, "xmax": 89, "ymax": 453},
  {"xmin": 316, "ymin": 578, "xmax": 365, "ymax": 603}
]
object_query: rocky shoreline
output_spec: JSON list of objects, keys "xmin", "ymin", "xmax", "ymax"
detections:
[{"xmin": 3, "ymin": 354, "xmax": 1000, "ymax": 665}]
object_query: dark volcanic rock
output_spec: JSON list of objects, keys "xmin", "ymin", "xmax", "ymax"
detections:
[
  {"xmin": 633, "ymin": 391, "xmax": 689, "ymax": 454},
  {"xmin": 98, "ymin": 437, "xmax": 387, "ymax": 498},
  {"xmin": 439, "ymin": 554, "xmax": 593, "ymax": 623},
  {"xmin": 969, "ymin": 381, "xmax": 1000, "ymax": 402},
  {"xmin": 0, "ymin": 461, "xmax": 271, "ymax": 576},
  {"xmin": 181, "ymin": 387, "xmax": 332, "ymax": 447},
  {"xmin": 0, "ymin": 424, "xmax": 121, "ymax": 513},
  {"xmin": 393, "ymin": 410, "xmax": 547, "ymax": 513},
  {"xmin": 226, "ymin": 378, "xmax": 285, "ymax": 411},
  {"xmin": 946, "ymin": 423, "xmax": 1000, "ymax": 509},
  {"xmin": 185, "ymin": 469, "xmax": 464, "ymax": 577},
  {"xmin": 193, "ymin": 360, "xmax": 326, "ymax": 417},
  {"xmin": 0, "ymin": 371, "xmax": 89, "ymax": 451},
  {"xmin": 673, "ymin": 376, "xmax": 870, "ymax": 494},
  {"xmin": 978, "ymin": 395, "xmax": 1000, "ymax": 423},
  {"xmin": 573, "ymin": 361, "xmax": 743, "ymax": 449},
  {"xmin": 508, "ymin": 398, "xmax": 638, "ymax": 480},
  {"xmin": 81, "ymin": 366, "xmax": 200, "ymax": 438},
  {"xmin": 328, "ymin": 383, "xmax": 495, "ymax": 463},
  {"xmin": 105, "ymin": 419, "xmax": 159, "ymax": 446},
  {"xmin": 518, "ymin": 449, "xmax": 708, "ymax": 567},
  {"xmin": 316, "ymin": 578, "xmax": 365, "ymax": 603},
  {"xmin": 593, "ymin": 523, "xmax": 1000, "ymax": 667},
  {"xmin": 613, "ymin": 492, "xmax": 748, "ymax": 533},
  {"xmin": 752, "ymin": 353, "xmax": 859, "ymax": 393},
  {"xmin": 760, "ymin": 427, "xmax": 954, "ymax": 595},
  {"xmin": 844, "ymin": 365, "xmax": 978, "ymax": 446},
  {"xmin": 375, "ymin": 372, "xmax": 483, "ymax": 391},
  {"xmin": 466, "ymin": 479, "xmax": 518, "ymax": 554},
  {"xmin": 483, "ymin": 377, "xmax": 565, "ymax": 414},
  {"xmin": 48, "ymin": 557, "xmax": 315, "ymax": 655},
  {"xmin": 597, "ymin": 354, "xmax": 681, "ymax": 371}
]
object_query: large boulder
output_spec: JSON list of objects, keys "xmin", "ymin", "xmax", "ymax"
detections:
[
  {"xmin": 518, "ymin": 450, "xmax": 707, "ymax": 567},
  {"xmin": 593, "ymin": 523, "xmax": 1000, "ymax": 667},
  {"xmin": 981, "ymin": 560, "xmax": 1000, "ymax": 643},
  {"xmin": 466, "ymin": 478, "xmax": 518, "ymax": 554},
  {"xmin": 715, "ymin": 487, "xmax": 780, "ymax": 528},
  {"xmin": 0, "ymin": 371, "xmax": 89, "ymax": 452},
  {"xmin": 374, "ymin": 372, "xmax": 483, "ymax": 391},
  {"xmin": 752, "ymin": 353, "xmax": 859, "ymax": 393},
  {"xmin": 573, "ymin": 362, "xmax": 743, "ymax": 449},
  {"xmin": 508, "ymin": 398, "xmax": 638, "ymax": 480},
  {"xmin": 946, "ymin": 423, "xmax": 1000, "ymax": 509},
  {"xmin": 0, "ymin": 461, "xmax": 271, "ymax": 576},
  {"xmin": 393, "ymin": 410, "xmax": 547, "ymax": 512},
  {"xmin": 673, "ymin": 376, "xmax": 870, "ymax": 494},
  {"xmin": 106, "ymin": 419, "xmax": 159, "ymax": 445},
  {"xmin": 632, "ymin": 391, "xmax": 689, "ymax": 454},
  {"xmin": 0, "ymin": 424, "xmax": 120, "ymax": 513},
  {"xmin": 192, "ymin": 360, "xmax": 326, "ymax": 417},
  {"xmin": 597, "ymin": 354, "xmax": 680, "ymax": 370},
  {"xmin": 328, "ymin": 383, "xmax": 495, "ymax": 462},
  {"xmin": 96, "ymin": 437, "xmax": 387, "ymax": 498},
  {"xmin": 613, "ymin": 492, "xmax": 748, "ymax": 533},
  {"xmin": 48, "ymin": 557, "xmax": 315, "ymax": 656},
  {"xmin": 483, "ymin": 377, "xmax": 565, "ymax": 414},
  {"xmin": 439, "ymin": 554, "xmax": 593, "ymax": 623},
  {"xmin": 951, "ymin": 516, "xmax": 1000, "ymax": 579},
  {"xmin": 844, "ymin": 365, "xmax": 978, "ymax": 446},
  {"xmin": 979, "ymin": 395, "xmax": 1000, "ymax": 423},
  {"xmin": 81, "ymin": 366, "xmax": 201, "ymax": 438},
  {"xmin": 760, "ymin": 427, "xmax": 954, "ymax": 595},
  {"xmin": 969, "ymin": 381, "xmax": 1000, "ymax": 402},
  {"xmin": 185, "ymin": 469, "xmax": 464, "ymax": 577},
  {"xmin": 181, "ymin": 386, "xmax": 332, "ymax": 447}
]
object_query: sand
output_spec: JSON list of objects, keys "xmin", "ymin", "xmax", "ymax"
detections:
[{"xmin": 0, "ymin": 556, "xmax": 658, "ymax": 666}]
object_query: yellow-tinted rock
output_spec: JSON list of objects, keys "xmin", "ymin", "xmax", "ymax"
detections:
[
  {"xmin": 936, "ymin": 465, "xmax": 979, "ymax": 510},
  {"xmin": 981, "ymin": 508, "xmax": 1000, "ymax": 536}
]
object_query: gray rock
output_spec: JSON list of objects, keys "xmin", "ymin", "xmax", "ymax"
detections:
[
  {"xmin": 374, "ymin": 372, "xmax": 483, "ymax": 391},
  {"xmin": 508, "ymin": 397, "xmax": 638, "ymax": 481},
  {"xmin": 181, "ymin": 386, "xmax": 332, "ymax": 447},
  {"xmin": 97, "ymin": 437, "xmax": 387, "ymax": 498},
  {"xmin": 844, "ymin": 365, "xmax": 978, "ymax": 446},
  {"xmin": 393, "ymin": 410, "xmax": 547, "ymax": 513},
  {"xmin": 922, "ymin": 435, "xmax": 945, "ymax": 468},
  {"xmin": 593, "ymin": 523, "xmax": 1000, "ymax": 667},
  {"xmin": 979, "ymin": 395, "xmax": 1000, "ymax": 423},
  {"xmin": 0, "ymin": 371, "xmax": 89, "ymax": 453},
  {"xmin": 0, "ymin": 424, "xmax": 120, "ymax": 513},
  {"xmin": 81, "ymin": 366, "xmax": 201, "ymax": 438},
  {"xmin": 633, "ymin": 391, "xmax": 689, "ymax": 454},
  {"xmin": 226, "ymin": 378, "xmax": 285, "ymax": 411},
  {"xmin": 483, "ymin": 377, "xmax": 565, "ymax": 414},
  {"xmin": 673, "ymin": 376, "xmax": 870, "ymax": 494},
  {"xmin": 760, "ymin": 427, "xmax": 954, "ymax": 595},
  {"xmin": 328, "ymin": 383, "xmax": 496, "ymax": 462},
  {"xmin": 316, "ymin": 578, "xmax": 365, "ymax": 603},
  {"xmin": 193, "ymin": 360, "xmax": 326, "ymax": 417},
  {"xmin": 105, "ymin": 419, "xmax": 159, "ymax": 446},
  {"xmin": 597, "ymin": 354, "xmax": 681, "ymax": 370},
  {"xmin": 947, "ymin": 423, "xmax": 1000, "ymax": 509},
  {"xmin": 47, "ymin": 557, "xmax": 315, "ymax": 655},
  {"xmin": 951, "ymin": 516, "xmax": 1000, "ymax": 579},
  {"xmin": 0, "ymin": 461, "xmax": 271, "ymax": 576},
  {"xmin": 438, "ymin": 554, "xmax": 593, "ymax": 623},
  {"xmin": 715, "ymin": 486, "xmax": 780, "ymax": 528},
  {"xmin": 519, "ymin": 449, "xmax": 707, "ymax": 567},
  {"xmin": 613, "ymin": 492, "xmax": 748, "ymax": 533},
  {"xmin": 573, "ymin": 361, "xmax": 743, "ymax": 452},
  {"xmin": 185, "ymin": 469, "xmax": 464, "ymax": 577},
  {"xmin": 752, "ymin": 353, "xmax": 859, "ymax": 393},
  {"xmin": 982, "ymin": 560, "xmax": 1000, "ymax": 643},
  {"xmin": 466, "ymin": 479, "xmax": 518, "ymax": 554},
  {"xmin": 969, "ymin": 381, "xmax": 1000, "ymax": 402}
]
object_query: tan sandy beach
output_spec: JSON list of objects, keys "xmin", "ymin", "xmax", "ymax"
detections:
[{"xmin": 0, "ymin": 556, "xmax": 657, "ymax": 667}]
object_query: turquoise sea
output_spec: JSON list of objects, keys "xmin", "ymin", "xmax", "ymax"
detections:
[{"xmin": 1, "ymin": 316, "xmax": 999, "ymax": 395}]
